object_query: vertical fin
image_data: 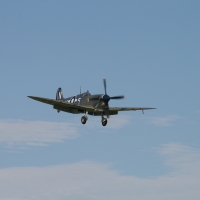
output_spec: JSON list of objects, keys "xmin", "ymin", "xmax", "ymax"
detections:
[{"xmin": 56, "ymin": 88, "xmax": 63, "ymax": 100}]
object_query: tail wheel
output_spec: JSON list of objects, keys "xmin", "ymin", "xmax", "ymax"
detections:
[{"xmin": 102, "ymin": 118, "xmax": 107, "ymax": 126}]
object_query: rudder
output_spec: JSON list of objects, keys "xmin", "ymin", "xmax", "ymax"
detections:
[{"xmin": 56, "ymin": 88, "xmax": 63, "ymax": 100}]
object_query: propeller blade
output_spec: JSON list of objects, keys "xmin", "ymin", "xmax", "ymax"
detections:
[
  {"xmin": 110, "ymin": 95, "xmax": 125, "ymax": 100},
  {"xmin": 103, "ymin": 78, "xmax": 107, "ymax": 95}
]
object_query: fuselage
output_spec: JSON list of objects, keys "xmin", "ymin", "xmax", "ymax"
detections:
[{"xmin": 64, "ymin": 92, "xmax": 106, "ymax": 109}]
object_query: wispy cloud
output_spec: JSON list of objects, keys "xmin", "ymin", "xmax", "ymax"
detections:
[
  {"xmin": 159, "ymin": 143, "xmax": 200, "ymax": 174},
  {"xmin": 87, "ymin": 115, "xmax": 130, "ymax": 129},
  {"xmin": 194, "ymin": 110, "xmax": 200, "ymax": 114},
  {"xmin": 0, "ymin": 143, "xmax": 200, "ymax": 200},
  {"xmin": 0, "ymin": 116, "xmax": 130, "ymax": 148},
  {"xmin": 0, "ymin": 119, "xmax": 78, "ymax": 147},
  {"xmin": 148, "ymin": 115, "xmax": 181, "ymax": 126}
]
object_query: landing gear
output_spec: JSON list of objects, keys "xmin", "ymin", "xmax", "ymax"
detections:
[
  {"xmin": 101, "ymin": 116, "xmax": 107, "ymax": 126},
  {"xmin": 81, "ymin": 115, "xmax": 88, "ymax": 124},
  {"xmin": 81, "ymin": 114, "xmax": 107, "ymax": 126}
]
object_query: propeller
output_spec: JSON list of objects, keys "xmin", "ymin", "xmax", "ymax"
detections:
[
  {"xmin": 103, "ymin": 78, "xmax": 107, "ymax": 95},
  {"xmin": 89, "ymin": 78, "xmax": 125, "ymax": 119}
]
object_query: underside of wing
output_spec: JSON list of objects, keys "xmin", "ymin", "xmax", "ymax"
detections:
[
  {"xmin": 109, "ymin": 107, "xmax": 156, "ymax": 111},
  {"xmin": 87, "ymin": 107, "xmax": 156, "ymax": 116},
  {"xmin": 27, "ymin": 96, "xmax": 94, "ymax": 113}
]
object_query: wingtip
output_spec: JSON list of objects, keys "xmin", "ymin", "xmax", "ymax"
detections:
[{"xmin": 27, "ymin": 96, "xmax": 36, "ymax": 100}]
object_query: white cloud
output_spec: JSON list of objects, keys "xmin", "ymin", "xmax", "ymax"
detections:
[
  {"xmin": 159, "ymin": 143, "xmax": 200, "ymax": 174},
  {"xmin": 148, "ymin": 115, "xmax": 181, "ymax": 126},
  {"xmin": 0, "ymin": 119, "xmax": 78, "ymax": 147},
  {"xmin": 0, "ymin": 143, "xmax": 200, "ymax": 200},
  {"xmin": 105, "ymin": 115, "xmax": 130, "ymax": 129},
  {"xmin": 87, "ymin": 115, "xmax": 130, "ymax": 129},
  {"xmin": 0, "ymin": 117, "xmax": 130, "ymax": 147}
]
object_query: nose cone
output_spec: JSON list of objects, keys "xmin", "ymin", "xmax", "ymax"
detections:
[{"xmin": 103, "ymin": 94, "xmax": 110, "ymax": 103}]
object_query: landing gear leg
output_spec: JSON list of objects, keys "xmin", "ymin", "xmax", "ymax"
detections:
[{"xmin": 101, "ymin": 115, "xmax": 107, "ymax": 126}]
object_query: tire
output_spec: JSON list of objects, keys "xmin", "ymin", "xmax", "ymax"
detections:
[
  {"xmin": 102, "ymin": 118, "xmax": 107, "ymax": 126},
  {"xmin": 81, "ymin": 116, "xmax": 87, "ymax": 124}
]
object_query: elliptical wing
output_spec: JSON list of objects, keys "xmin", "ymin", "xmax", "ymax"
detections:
[{"xmin": 27, "ymin": 96, "xmax": 94, "ymax": 112}]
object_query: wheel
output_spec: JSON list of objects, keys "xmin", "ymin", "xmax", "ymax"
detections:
[
  {"xmin": 102, "ymin": 118, "xmax": 107, "ymax": 126},
  {"xmin": 81, "ymin": 116, "xmax": 87, "ymax": 124}
]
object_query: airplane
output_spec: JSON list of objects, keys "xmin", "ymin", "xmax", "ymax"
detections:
[{"xmin": 28, "ymin": 78, "xmax": 156, "ymax": 126}]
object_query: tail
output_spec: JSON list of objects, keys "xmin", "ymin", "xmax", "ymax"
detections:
[{"xmin": 56, "ymin": 88, "xmax": 63, "ymax": 100}]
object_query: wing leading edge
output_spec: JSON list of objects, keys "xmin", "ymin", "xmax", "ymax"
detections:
[{"xmin": 27, "ymin": 96, "xmax": 94, "ymax": 112}]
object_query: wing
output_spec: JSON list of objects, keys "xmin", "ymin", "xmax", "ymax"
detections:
[
  {"xmin": 27, "ymin": 96, "xmax": 94, "ymax": 113},
  {"xmin": 109, "ymin": 107, "xmax": 156, "ymax": 112},
  {"xmin": 87, "ymin": 107, "xmax": 156, "ymax": 116}
]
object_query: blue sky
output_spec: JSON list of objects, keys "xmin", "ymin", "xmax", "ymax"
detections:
[{"xmin": 0, "ymin": 1, "xmax": 200, "ymax": 199}]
